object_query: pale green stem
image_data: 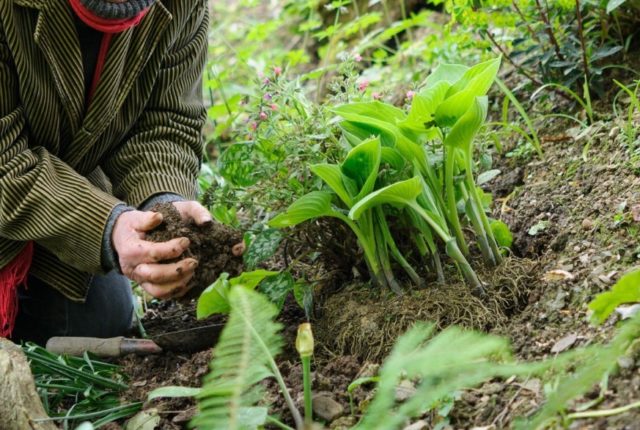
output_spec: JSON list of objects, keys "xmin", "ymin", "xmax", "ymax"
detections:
[
  {"xmin": 377, "ymin": 208, "xmax": 423, "ymax": 287},
  {"xmin": 444, "ymin": 150, "xmax": 470, "ymax": 256},
  {"xmin": 464, "ymin": 158, "xmax": 502, "ymax": 265}
]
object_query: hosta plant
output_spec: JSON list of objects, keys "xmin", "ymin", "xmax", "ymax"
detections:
[{"xmin": 269, "ymin": 57, "xmax": 506, "ymax": 293}]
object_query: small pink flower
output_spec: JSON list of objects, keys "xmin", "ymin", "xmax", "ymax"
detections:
[
  {"xmin": 270, "ymin": 103, "xmax": 278, "ymax": 111},
  {"xmin": 259, "ymin": 112, "xmax": 268, "ymax": 121},
  {"xmin": 354, "ymin": 54, "xmax": 362, "ymax": 62},
  {"xmin": 358, "ymin": 80, "xmax": 369, "ymax": 92},
  {"xmin": 274, "ymin": 66, "xmax": 282, "ymax": 76},
  {"xmin": 264, "ymin": 93, "xmax": 272, "ymax": 101},
  {"xmin": 406, "ymin": 90, "xmax": 416, "ymax": 100},
  {"xmin": 249, "ymin": 121, "xmax": 258, "ymax": 131},
  {"xmin": 372, "ymin": 92, "xmax": 382, "ymax": 100},
  {"xmin": 263, "ymin": 77, "xmax": 271, "ymax": 85}
]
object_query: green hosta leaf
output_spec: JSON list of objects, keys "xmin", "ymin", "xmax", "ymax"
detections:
[
  {"xmin": 423, "ymin": 63, "xmax": 469, "ymax": 89},
  {"xmin": 447, "ymin": 57, "xmax": 501, "ymax": 97},
  {"xmin": 341, "ymin": 121, "xmax": 397, "ymax": 147},
  {"xmin": 349, "ymin": 177, "xmax": 422, "ymax": 220},
  {"xmin": 342, "ymin": 137, "xmax": 382, "ymax": 201},
  {"xmin": 197, "ymin": 273, "xmax": 231, "ymax": 318},
  {"xmin": 490, "ymin": 219, "xmax": 513, "ymax": 249},
  {"xmin": 400, "ymin": 81, "xmax": 451, "ymax": 132},
  {"xmin": 258, "ymin": 272, "xmax": 295, "ymax": 310},
  {"xmin": 381, "ymin": 147, "xmax": 405, "ymax": 170},
  {"xmin": 333, "ymin": 101, "xmax": 406, "ymax": 124},
  {"xmin": 443, "ymin": 97, "xmax": 488, "ymax": 153},
  {"xmin": 244, "ymin": 229, "xmax": 283, "ymax": 270},
  {"xmin": 197, "ymin": 271, "xmax": 278, "ymax": 319},
  {"xmin": 589, "ymin": 269, "xmax": 640, "ymax": 325},
  {"xmin": 435, "ymin": 57, "xmax": 500, "ymax": 127},
  {"xmin": 268, "ymin": 191, "xmax": 339, "ymax": 228},
  {"xmin": 311, "ymin": 164, "xmax": 355, "ymax": 207}
]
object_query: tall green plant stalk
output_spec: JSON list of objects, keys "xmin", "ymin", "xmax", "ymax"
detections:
[{"xmin": 444, "ymin": 147, "xmax": 470, "ymax": 257}]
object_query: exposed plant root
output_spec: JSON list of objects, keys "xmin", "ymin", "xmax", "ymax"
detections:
[{"xmin": 314, "ymin": 257, "xmax": 537, "ymax": 361}]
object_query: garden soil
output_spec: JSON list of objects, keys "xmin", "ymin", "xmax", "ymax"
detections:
[{"xmin": 116, "ymin": 117, "xmax": 640, "ymax": 429}]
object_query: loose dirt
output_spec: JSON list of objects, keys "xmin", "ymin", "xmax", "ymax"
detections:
[{"xmin": 146, "ymin": 203, "xmax": 244, "ymax": 299}]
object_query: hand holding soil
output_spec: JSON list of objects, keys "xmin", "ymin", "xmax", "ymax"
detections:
[
  {"xmin": 113, "ymin": 209, "xmax": 197, "ymax": 299},
  {"xmin": 144, "ymin": 202, "xmax": 244, "ymax": 300}
]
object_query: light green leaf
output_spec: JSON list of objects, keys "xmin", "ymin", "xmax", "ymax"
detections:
[
  {"xmin": 311, "ymin": 164, "xmax": 354, "ymax": 207},
  {"xmin": 589, "ymin": 269, "xmax": 640, "ymax": 325},
  {"xmin": 342, "ymin": 137, "xmax": 382, "ymax": 201},
  {"xmin": 148, "ymin": 386, "xmax": 202, "ymax": 401},
  {"xmin": 477, "ymin": 169, "xmax": 501, "ymax": 185},
  {"xmin": 197, "ymin": 271, "xmax": 278, "ymax": 319},
  {"xmin": 349, "ymin": 177, "xmax": 422, "ymax": 220},
  {"xmin": 400, "ymin": 81, "xmax": 451, "ymax": 131},
  {"xmin": 125, "ymin": 409, "xmax": 161, "ymax": 430},
  {"xmin": 442, "ymin": 97, "xmax": 488, "ymax": 152},
  {"xmin": 490, "ymin": 219, "xmax": 513, "ymax": 249},
  {"xmin": 293, "ymin": 281, "xmax": 314, "ymax": 319},
  {"xmin": 238, "ymin": 407, "xmax": 268, "ymax": 429},
  {"xmin": 435, "ymin": 57, "xmax": 500, "ymax": 127},
  {"xmin": 528, "ymin": 220, "xmax": 549, "ymax": 236},
  {"xmin": 230, "ymin": 270, "xmax": 280, "ymax": 288},
  {"xmin": 381, "ymin": 147, "xmax": 406, "ymax": 170},
  {"xmin": 333, "ymin": 101, "xmax": 406, "ymax": 124},
  {"xmin": 607, "ymin": 0, "xmax": 627, "ymax": 13},
  {"xmin": 197, "ymin": 273, "xmax": 231, "ymax": 319},
  {"xmin": 268, "ymin": 192, "xmax": 338, "ymax": 228},
  {"xmin": 423, "ymin": 63, "xmax": 469, "ymax": 89}
]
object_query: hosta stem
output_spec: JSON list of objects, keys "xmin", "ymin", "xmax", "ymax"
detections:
[
  {"xmin": 378, "ymin": 209, "xmax": 423, "ymax": 287},
  {"xmin": 464, "ymin": 161, "xmax": 503, "ymax": 265},
  {"xmin": 445, "ymin": 149, "xmax": 470, "ymax": 257},
  {"xmin": 302, "ymin": 356, "xmax": 313, "ymax": 428},
  {"xmin": 410, "ymin": 204, "xmax": 482, "ymax": 292},
  {"xmin": 464, "ymin": 197, "xmax": 496, "ymax": 267}
]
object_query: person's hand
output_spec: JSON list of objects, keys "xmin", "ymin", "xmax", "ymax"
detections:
[
  {"xmin": 171, "ymin": 201, "xmax": 213, "ymax": 226},
  {"xmin": 112, "ymin": 210, "xmax": 196, "ymax": 299},
  {"xmin": 172, "ymin": 201, "xmax": 246, "ymax": 256}
]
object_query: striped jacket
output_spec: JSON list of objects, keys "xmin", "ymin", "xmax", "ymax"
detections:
[{"xmin": 0, "ymin": 0, "xmax": 208, "ymax": 301}]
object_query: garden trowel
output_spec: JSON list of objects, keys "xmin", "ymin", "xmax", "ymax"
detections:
[{"xmin": 46, "ymin": 323, "xmax": 225, "ymax": 357}]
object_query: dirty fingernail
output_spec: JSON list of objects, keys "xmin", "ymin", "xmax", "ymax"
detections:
[
  {"xmin": 180, "ymin": 238, "xmax": 190, "ymax": 247},
  {"xmin": 189, "ymin": 260, "xmax": 198, "ymax": 269}
]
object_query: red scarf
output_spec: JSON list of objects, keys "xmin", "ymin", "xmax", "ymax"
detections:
[
  {"xmin": 0, "ymin": 1, "xmax": 150, "ymax": 339},
  {"xmin": 69, "ymin": 0, "xmax": 151, "ymax": 100}
]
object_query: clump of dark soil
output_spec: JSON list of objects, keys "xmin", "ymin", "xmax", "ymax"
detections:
[{"xmin": 146, "ymin": 203, "xmax": 244, "ymax": 298}]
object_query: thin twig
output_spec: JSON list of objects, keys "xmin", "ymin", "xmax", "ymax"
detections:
[
  {"xmin": 575, "ymin": 0, "xmax": 590, "ymax": 85},
  {"xmin": 484, "ymin": 30, "xmax": 543, "ymax": 86},
  {"xmin": 568, "ymin": 400, "xmax": 640, "ymax": 419},
  {"xmin": 511, "ymin": 0, "xmax": 540, "ymax": 43},
  {"xmin": 534, "ymin": 0, "xmax": 565, "ymax": 61}
]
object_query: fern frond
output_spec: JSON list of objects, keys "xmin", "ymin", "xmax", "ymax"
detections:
[
  {"xmin": 191, "ymin": 287, "xmax": 284, "ymax": 430},
  {"xmin": 355, "ymin": 323, "xmax": 538, "ymax": 430}
]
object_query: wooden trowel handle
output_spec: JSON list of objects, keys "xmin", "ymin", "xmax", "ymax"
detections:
[{"xmin": 46, "ymin": 336, "xmax": 162, "ymax": 358}]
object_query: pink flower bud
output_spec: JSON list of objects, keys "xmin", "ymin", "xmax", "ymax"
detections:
[
  {"xmin": 263, "ymin": 77, "xmax": 271, "ymax": 85},
  {"xmin": 274, "ymin": 66, "xmax": 282, "ymax": 76},
  {"xmin": 354, "ymin": 54, "xmax": 362, "ymax": 62},
  {"xmin": 372, "ymin": 92, "xmax": 382, "ymax": 100},
  {"xmin": 264, "ymin": 93, "xmax": 272, "ymax": 101},
  {"xmin": 270, "ymin": 103, "xmax": 278, "ymax": 111},
  {"xmin": 358, "ymin": 80, "xmax": 369, "ymax": 92},
  {"xmin": 406, "ymin": 90, "xmax": 416, "ymax": 100},
  {"xmin": 249, "ymin": 121, "xmax": 257, "ymax": 131},
  {"xmin": 259, "ymin": 111, "xmax": 268, "ymax": 121}
]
